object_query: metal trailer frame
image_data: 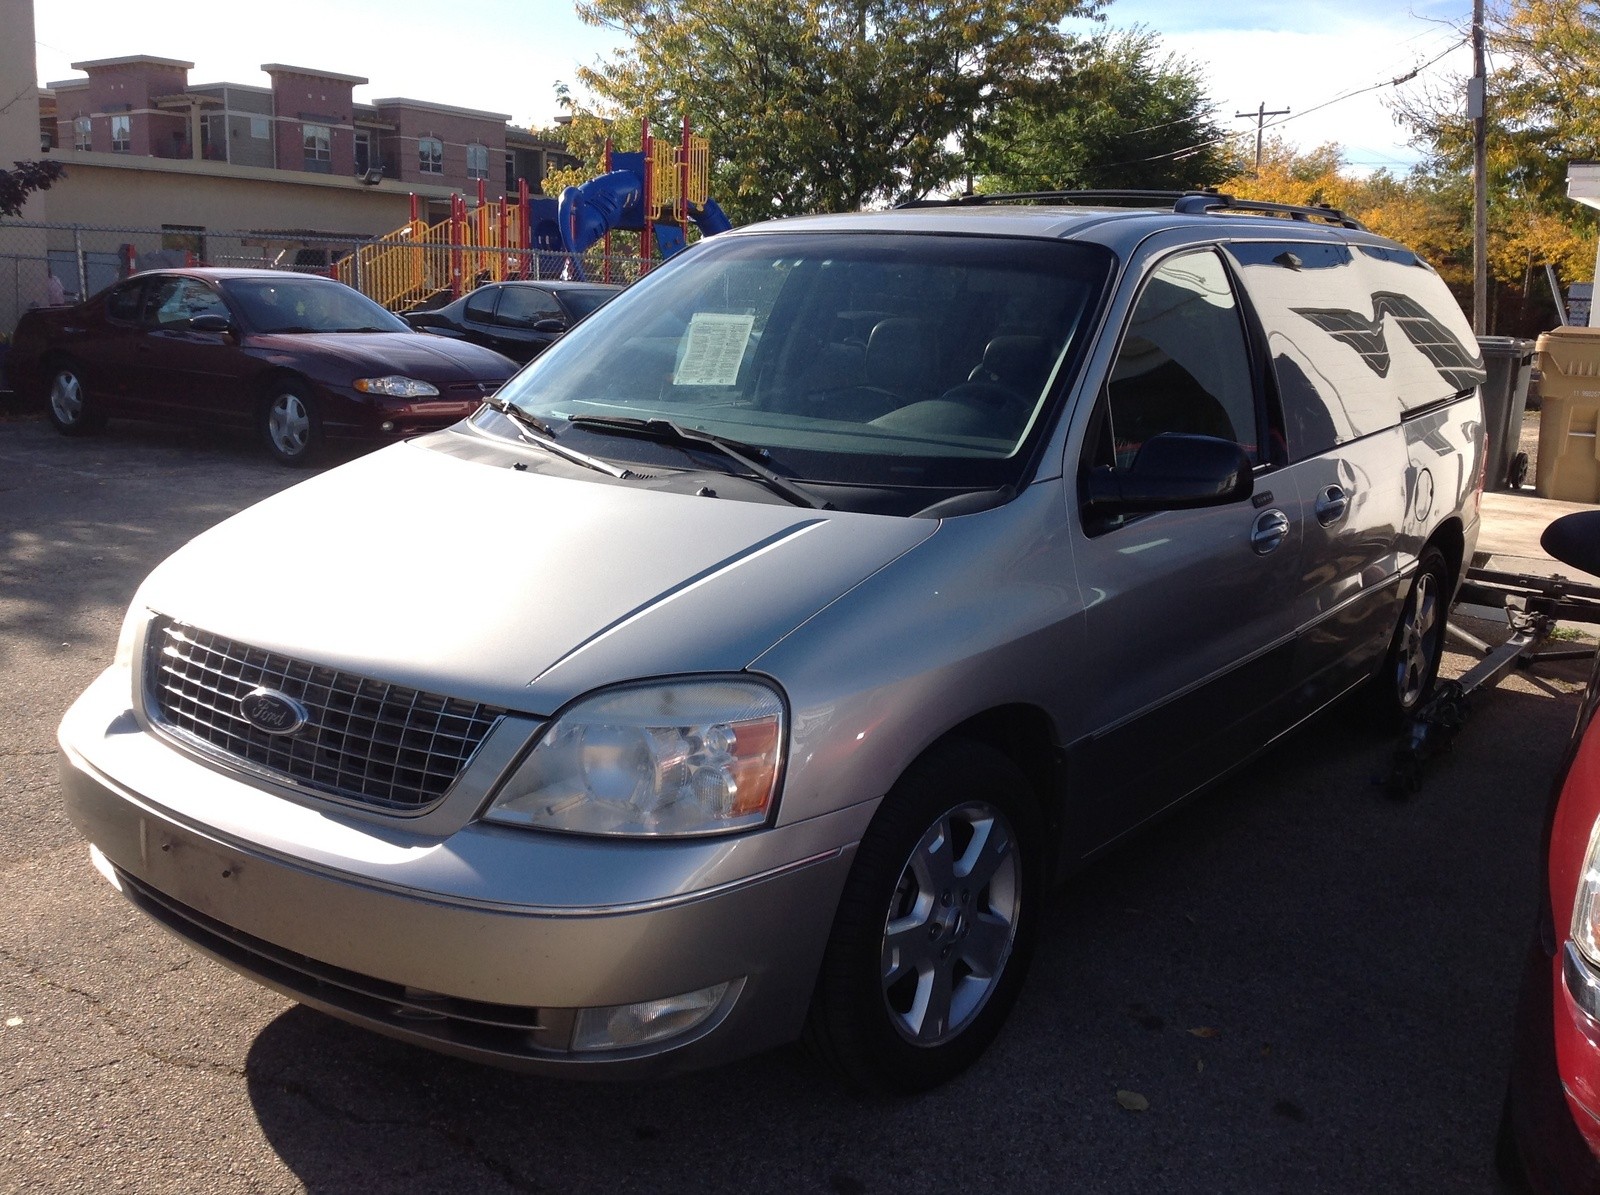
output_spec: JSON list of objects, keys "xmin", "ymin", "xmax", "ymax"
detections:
[{"xmin": 1388, "ymin": 564, "xmax": 1600, "ymax": 794}]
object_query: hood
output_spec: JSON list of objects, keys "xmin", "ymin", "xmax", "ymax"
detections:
[
  {"xmin": 252, "ymin": 331, "xmax": 516, "ymax": 381},
  {"xmin": 135, "ymin": 438, "xmax": 938, "ymax": 712}
]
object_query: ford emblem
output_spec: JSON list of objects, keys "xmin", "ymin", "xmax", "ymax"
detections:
[{"xmin": 240, "ymin": 687, "xmax": 309, "ymax": 736}]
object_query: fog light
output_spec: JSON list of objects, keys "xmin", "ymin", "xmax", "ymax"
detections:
[
  {"xmin": 570, "ymin": 980, "xmax": 735, "ymax": 1052},
  {"xmin": 381, "ymin": 420, "xmax": 396, "ymax": 432}
]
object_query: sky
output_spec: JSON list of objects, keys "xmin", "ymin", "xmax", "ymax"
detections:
[{"xmin": 33, "ymin": 0, "xmax": 1475, "ymax": 177}]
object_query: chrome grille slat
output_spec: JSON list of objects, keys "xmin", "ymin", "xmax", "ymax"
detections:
[{"xmin": 146, "ymin": 617, "xmax": 505, "ymax": 811}]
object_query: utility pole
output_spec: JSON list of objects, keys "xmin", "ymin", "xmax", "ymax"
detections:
[
  {"xmin": 1236, "ymin": 102, "xmax": 1290, "ymax": 175},
  {"xmin": 1470, "ymin": 0, "xmax": 1488, "ymax": 334}
]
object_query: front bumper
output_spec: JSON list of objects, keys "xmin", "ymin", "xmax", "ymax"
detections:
[
  {"xmin": 1505, "ymin": 936, "xmax": 1600, "ymax": 1193},
  {"xmin": 59, "ymin": 668, "xmax": 865, "ymax": 1077}
]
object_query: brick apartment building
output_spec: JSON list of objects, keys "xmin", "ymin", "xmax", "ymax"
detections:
[{"xmin": 34, "ymin": 54, "xmax": 575, "ymax": 252}]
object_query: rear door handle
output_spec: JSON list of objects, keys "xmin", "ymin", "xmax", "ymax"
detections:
[
  {"xmin": 1315, "ymin": 485, "xmax": 1348, "ymax": 526},
  {"xmin": 1251, "ymin": 508, "xmax": 1290, "ymax": 555}
]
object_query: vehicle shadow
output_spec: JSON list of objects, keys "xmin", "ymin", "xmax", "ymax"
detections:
[{"xmin": 240, "ymin": 654, "xmax": 1589, "ymax": 1195}]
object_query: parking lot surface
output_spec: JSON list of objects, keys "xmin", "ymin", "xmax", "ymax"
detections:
[{"xmin": 0, "ymin": 413, "xmax": 1587, "ymax": 1193}]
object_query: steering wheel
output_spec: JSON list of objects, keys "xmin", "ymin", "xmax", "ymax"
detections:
[{"xmin": 934, "ymin": 381, "xmax": 1031, "ymax": 433}]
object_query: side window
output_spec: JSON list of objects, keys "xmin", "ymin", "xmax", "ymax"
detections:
[
  {"xmin": 495, "ymin": 287, "xmax": 563, "ymax": 328},
  {"xmin": 144, "ymin": 278, "xmax": 229, "ymax": 329},
  {"xmin": 464, "ymin": 288, "xmax": 498, "ymax": 322},
  {"xmin": 1099, "ymin": 250, "xmax": 1260, "ymax": 469},
  {"xmin": 104, "ymin": 281, "xmax": 145, "ymax": 324}
]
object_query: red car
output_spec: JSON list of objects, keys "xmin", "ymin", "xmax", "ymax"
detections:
[
  {"xmin": 1501, "ymin": 509, "xmax": 1600, "ymax": 1192},
  {"xmin": 9, "ymin": 268, "xmax": 516, "ymax": 465}
]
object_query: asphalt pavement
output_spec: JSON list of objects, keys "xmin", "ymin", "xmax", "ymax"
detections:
[{"xmin": 0, "ymin": 411, "xmax": 1588, "ymax": 1193}]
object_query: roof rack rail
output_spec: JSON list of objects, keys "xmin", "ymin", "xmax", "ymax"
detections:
[
  {"xmin": 1172, "ymin": 191, "xmax": 1366, "ymax": 230},
  {"xmin": 897, "ymin": 188, "xmax": 1367, "ymax": 230}
]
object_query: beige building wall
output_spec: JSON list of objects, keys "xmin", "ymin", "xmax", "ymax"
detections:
[
  {"xmin": 1, "ymin": 0, "xmax": 49, "ymax": 338},
  {"xmin": 42, "ymin": 153, "xmax": 427, "ymax": 233}
]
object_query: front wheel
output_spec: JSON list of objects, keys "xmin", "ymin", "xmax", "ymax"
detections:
[
  {"xmin": 45, "ymin": 360, "xmax": 106, "ymax": 436},
  {"xmin": 260, "ymin": 381, "xmax": 321, "ymax": 466},
  {"xmin": 1372, "ymin": 545, "xmax": 1451, "ymax": 725},
  {"xmin": 805, "ymin": 741, "xmax": 1041, "ymax": 1093}
]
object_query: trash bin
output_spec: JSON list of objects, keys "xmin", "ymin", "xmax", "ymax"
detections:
[
  {"xmin": 1478, "ymin": 335, "xmax": 1536, "ymax": 491},
  {"xmin": 1534, "ymin": 326, "xmax": 1600, "ymax": 502}
]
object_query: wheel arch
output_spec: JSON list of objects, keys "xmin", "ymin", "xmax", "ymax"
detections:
[
  {"xmin": 1426, "ymin": 516, "xmax": 1467, "ymax": 600},
  {"xmin": 922, "ymin": 703, "xmax": 1064, "ymax": 881}
]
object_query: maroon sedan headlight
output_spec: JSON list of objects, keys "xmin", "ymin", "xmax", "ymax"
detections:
[{"xmin": 353, "ymin": 376, "xmax": 440, "ymax": 398}]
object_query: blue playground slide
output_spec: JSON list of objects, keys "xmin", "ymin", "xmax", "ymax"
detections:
[{"xmin": 553, "ymin": 160, "xmax": 731, "ymax": 279}]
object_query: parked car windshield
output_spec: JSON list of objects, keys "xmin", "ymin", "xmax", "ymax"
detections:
[
  {"xmin": 491, "ymin": 231, "xmax": 1113, "ymax": 498},
  {"xmin": 220, "ymin": 277, "xmax": 410, "ymax": 334}
]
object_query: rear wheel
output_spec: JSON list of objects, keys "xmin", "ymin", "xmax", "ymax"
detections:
[
  {"xmin": 260, "ymin": 381, "xmax": 321, "ymax": 466},
  {"xmin": 805, "ymin": 741, "xmax": 1041, "ymax": 1093},
  {"xmin": 1373, "ymin": 545, "xmax": 1450, "ymax": 725},
  {"xmin": 45, "ymin": 360, "xmax": 105, "ymax": 436}
]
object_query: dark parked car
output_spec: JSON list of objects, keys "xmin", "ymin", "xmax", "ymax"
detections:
[
  {"xmin": 10, "ymin": 268, "xmax": 517, "ymax": 465},
  {"xmin": 1501, "ymin": 509, "xmax": 1600, "ymax": 1193},
  {"xmin": 404, "ymin": 280, "xmax": 622, "ymax": 363}
]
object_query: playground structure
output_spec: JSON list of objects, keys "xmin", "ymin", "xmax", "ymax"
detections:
[{"xmin": 335, "ymin": 118, "xmax": 730, "ymax": 312}]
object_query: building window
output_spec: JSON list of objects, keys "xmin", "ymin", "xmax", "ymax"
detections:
[
  {"xmin": 303, "ymin": 124, "xmax": 331, "ymax": 173},
  {"xmin": 466, "ymin": 143, "xmax": 488, "ymax": 180},
  {"xmin": 111, "ymin": 114, "xmax": 130, "ymax": 153},
  {"xmin": 419, "ymin": 136, "xmax": 443, "ymax": 175},
  {"xmin": 250, "ymin": 116, "xmax": 269, "ymax": 139},
  {"xmin": 74, "ymin": 116, "xmax": 91, "ymax": 151},
  {"xmin": 354, "ymin": 130, "xmax": 372, "ymax": 175}
]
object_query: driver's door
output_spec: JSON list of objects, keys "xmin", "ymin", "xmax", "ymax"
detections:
[
  {"xmin": 131, "ymin": 277, "xmax": 252, "ymax": 425},
  {"xmin": 1069, "ymin": 248, "xmax": 1306, "ymax": 850}
]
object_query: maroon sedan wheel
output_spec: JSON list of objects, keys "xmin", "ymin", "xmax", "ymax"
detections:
[{"xmin": 261, "ymin": 383, "xmax": 322, "ymax": 466}]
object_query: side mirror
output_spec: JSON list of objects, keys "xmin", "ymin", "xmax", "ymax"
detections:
[
  {"xmin": 532, "ymin": 318, "xmax": 567, "ymax": 334},
  {"xmin": 1083, "ymin": 432, "xmax": 1254, "ymax": 517},
  {"xmin": 1541, "ymin": 510, "xmax": 1600, "ymax": 577},
  {"xmin": 189, "ymin": 313, "xmax": 235, "ymax": 336}
]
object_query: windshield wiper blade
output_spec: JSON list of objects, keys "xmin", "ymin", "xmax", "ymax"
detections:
[
  {"xmin": 482, "ymin": 398, "xmax": 637, "ymax": 479},
  {"xmin": 568, "ymin": 416, "xmax": 832, "ymax": 510}
]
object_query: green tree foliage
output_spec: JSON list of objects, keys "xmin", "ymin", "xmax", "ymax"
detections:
[
  {"xmin": 973, "ymin": 27, "xmax": 1230, "ymax": 193},
  {"xmin": 1392, "ymin": 0, "xmax": 1599, "ymax": 288},
  {"xmin": 0, "ymin": 160, "xmax": 65, "ymax": 219},
  {"xmin": 573, "ymin": 0, "xmax": 1104, "ymax": 222}
]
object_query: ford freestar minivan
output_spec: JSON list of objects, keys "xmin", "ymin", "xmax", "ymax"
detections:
[{"xmin": 58, "ymin": 193, "xmax": 1486, "ymax": 1093}]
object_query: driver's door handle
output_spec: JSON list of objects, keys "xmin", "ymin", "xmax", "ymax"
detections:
[{"xmin": 1251, "ymin": 508, "xmax": 1290, "ymax": 555}]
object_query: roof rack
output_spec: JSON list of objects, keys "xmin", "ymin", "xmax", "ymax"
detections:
[{"xmin": 897, "ymin": 188, "xmax": 1367, "ymax": 231}]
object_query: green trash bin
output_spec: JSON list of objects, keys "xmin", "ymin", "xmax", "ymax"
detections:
[{"xmin": 1478, "ymin": 336, "xmax": 1536, "ymax": 490}]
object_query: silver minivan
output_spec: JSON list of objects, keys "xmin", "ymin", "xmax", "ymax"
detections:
[{"xmin": 58, "ymin": 194, "xmax": 1486, "ymax": 1092}]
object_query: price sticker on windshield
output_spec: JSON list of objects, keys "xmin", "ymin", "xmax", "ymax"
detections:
[{"xmin": 674, "ymin": 312, "xmax": 755, "ymax": 387}]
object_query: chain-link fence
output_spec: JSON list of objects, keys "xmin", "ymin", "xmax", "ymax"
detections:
[{"xmin": 0, "ymin": 219, "xmax": 650, "ymax": 344}]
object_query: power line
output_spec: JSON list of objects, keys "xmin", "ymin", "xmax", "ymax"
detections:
[{"xmin": 1100, "ymin": 35, "xmax": 1468, "ymax": 172}]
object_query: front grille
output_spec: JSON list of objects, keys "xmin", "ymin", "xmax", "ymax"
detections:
[{"xmin": 146, "ymin": 618, "xmax": 504, "ymax": 812}]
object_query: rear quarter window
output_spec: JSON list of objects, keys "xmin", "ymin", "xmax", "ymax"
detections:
[{"xmin": 1225, "ymin": 240, "xmax": 1482, "ymax": 461}]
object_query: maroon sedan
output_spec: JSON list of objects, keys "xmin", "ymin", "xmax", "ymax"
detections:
[
  {"xmin": 1501, "ymin": 510, "xmax": 1600, "ymax": 1193},
  {"xmin": 9, "ymin": 268, "xmax": 517, "ymax": 465}
]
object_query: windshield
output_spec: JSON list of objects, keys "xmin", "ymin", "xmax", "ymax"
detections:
[
  {"xmin": 491, "ymin": 232, "xmax": 1112, "ymax": 497},
  {"xmin": 221, "ymin": 277, "xmax": 410, "ymax": 334}
]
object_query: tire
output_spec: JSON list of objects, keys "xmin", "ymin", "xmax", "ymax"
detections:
[
  {"xmin": 805, "ymin": 740, "xmax": 1042, "ymax": 1094},
  {"xmin": 260, "ymin": 380, "xmax": 321, "ymax": 466},
  {"xmin": 44, "ymin": 359, "xmax": 106, "ymax": 436},
  {"xmin": 1372, "ymin": 545, "xmax": 1450, "ymax": 725}
]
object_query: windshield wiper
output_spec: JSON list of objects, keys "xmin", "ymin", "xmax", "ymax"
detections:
[
  {"xmin": 481, "ymin": 397, "xmax": 638, "ymax": 479},
  {"xmin": 567, "ymin": 416, "xmax": 832, "ymax": 510}
]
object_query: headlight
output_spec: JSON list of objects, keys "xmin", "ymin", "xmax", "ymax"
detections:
[
  {"xmin": 484, "ymin": 679, "xmax": 785, "ymax": 837},
  {"xmin": 1573, "ymin": 817, "xmax": 1600, "ymax": 969},
  {"xmin": 352, "ymin": 375, "xmax": 440, "ymax": 398}
]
